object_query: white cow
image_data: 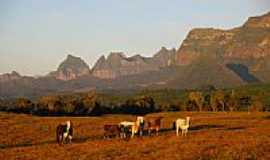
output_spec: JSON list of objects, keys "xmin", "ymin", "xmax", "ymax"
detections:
[
  {"xmin": 119, "ymin": 121, "xmax": 138, "ymax": 138},
  {"xmin": 175, "ymin": 117, "xmax": 190, "ymax": 136}
]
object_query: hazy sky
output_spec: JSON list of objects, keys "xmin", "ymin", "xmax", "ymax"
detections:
[{"xmin": 0, "ymin": 0, "xmax": 270, "ymax": 76}]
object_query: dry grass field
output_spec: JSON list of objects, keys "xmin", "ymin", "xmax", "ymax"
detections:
[{"xmin": 1, "ymin": 112, "xmax": 270, "ymax": 160}]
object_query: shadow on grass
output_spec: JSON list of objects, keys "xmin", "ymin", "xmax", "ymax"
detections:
[
  {"xmin": 72, "ymin": 135, "xmax": 104, "ymax": 143},
  {"xmin": 264, "ymin": 115, "xmax": 270, "ymax": 119},
  {"xmin": 190, "ymin": 124, "xmax": 225, "ymax": 131},
  {"xmin": 0, "ymin": 135, "xmax": 105, "ymax": 150},
  {"xmin": 138, "ymin": 124, "xmax": 225, "ymax": 137},
  {"xmin": 225, "ymin": 126, "xmax": 246, "ymax": 131},
  {"xmin": 0, "ymin": 140, "xmax": 55, "ymax": 150},
  {"xmin": 160, "ymin": 127, "xmax": 174, "ymax": 133}
]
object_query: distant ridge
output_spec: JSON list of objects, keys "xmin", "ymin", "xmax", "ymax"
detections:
[{"xmin": 1, "ymin": 12, "xmax": 270, "ymax": 98}]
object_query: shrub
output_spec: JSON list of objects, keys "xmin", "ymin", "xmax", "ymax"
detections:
[{"xmin": 121, "ymin": 96, "xmax": 155, "ymax": 115}]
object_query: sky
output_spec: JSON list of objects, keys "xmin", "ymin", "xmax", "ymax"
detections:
[{"xmin": 0, "ymin": 0, "xmax": 270, "ymax": 76}]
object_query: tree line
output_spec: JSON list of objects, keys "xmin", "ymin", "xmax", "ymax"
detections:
[
  {"xmin": 0, "ymin": 92, "xmax": 155, "ymax": 116},
  {"xmin": 0, "ymin": 89, "xmax": 268, "ymax": 116}
]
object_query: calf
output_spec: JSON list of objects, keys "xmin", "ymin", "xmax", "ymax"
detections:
[
  {"xmin": 104, "ymin": 124, "xmax": 121, "ymax": 139},
  {"xmin": 147, "ymin": 116, "xmax": 163, "ymax": 136}
]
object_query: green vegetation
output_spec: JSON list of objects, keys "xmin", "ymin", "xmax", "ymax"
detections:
[{"xmin": 0, "ymin": 84, "xmax": 270, "ymax": 116}]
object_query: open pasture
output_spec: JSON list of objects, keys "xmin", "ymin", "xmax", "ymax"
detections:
[{"xmin": 1, "ymin": 112, "xmax": 270, "ymax": 160}]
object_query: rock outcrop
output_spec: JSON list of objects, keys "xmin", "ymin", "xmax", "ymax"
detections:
[
  {"xmin": 92, "ymin": 47, "xmax": 176, "ymax": 79},
  {"xmin": 48, "ymin": 54, "xmax": 90, "ymax": 81},
  {"xmin": 175, "ymin": 12, "xmax": 270, "ymax": 65}
]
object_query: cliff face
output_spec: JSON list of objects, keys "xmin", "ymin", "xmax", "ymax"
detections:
[
  {"xmin": 243, "ymin": 12, "xmax": 270, "ymax": 28},
  {"xmin": 175, "ymin": 12, "xmax": 270, "ymax": 65},
  {"xmin": 49, "ymin": 54, "xmax": 91, "ymax": 81},
  {"xmin": 92, "ymin": 47, "xmax": 176, "ymax": 79},
  {"xmin": 153, "ymin": 47, "xmax": 176, "ymax": 67},
  {"xmin": 176, "ymin": 28, "xmax": 235, "ymax": 65}
]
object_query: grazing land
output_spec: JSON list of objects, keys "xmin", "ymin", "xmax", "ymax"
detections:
[{"xmin": 1, "ymin": 112, "xmax": 270, "ymax": 160}]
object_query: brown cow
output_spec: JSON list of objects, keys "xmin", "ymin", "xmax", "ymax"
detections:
[
  {"xmin": 104, "ymin": 124, "xmax": 122, "ymax": 139},
  {"xmin": 56, "ymin": 120, "xmax": 73, "ymax": 145},
  {"xmin": 147, "ymin": 116, "xmax": 163, "ymax": 136}
]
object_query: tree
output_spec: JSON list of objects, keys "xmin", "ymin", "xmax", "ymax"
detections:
[
  {"xmin": 188, "ymin": 91, "xmax": 203, "ymax": 111},
  {"xmin": 250, "ymin": 96, "xmax": 265, "ymax": 112},
  {"xmin": 123, "ymin": 96, "xmax": 155, "ymax": 114},
  {"xmin": 210, "ymin": 90, "xmax": 225, "ymax": 112},
  {"xmin": 15, "ymin": 98, "xmax": 34, "ymax": 113},
  {"xmin": 224, "ymin": 90, "xmax": 237, "ymax": 112},
  {"xmin": 78, "ymin": 94, "xmax": 103, "ymax": 116},
  {"xmin": 62, "ymin": 96, "xmax": 81, "ymax": 115},
  {"xmin": 37, "ymin": 96, "xmax": 63, "ymax": 115}
]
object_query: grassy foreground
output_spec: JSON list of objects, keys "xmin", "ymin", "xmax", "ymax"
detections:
[{"xmin": 1, "ymin": 112, "xmax": 270, "ymax": 160}]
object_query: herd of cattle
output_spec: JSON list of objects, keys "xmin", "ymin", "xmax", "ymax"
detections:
[{"xmin": 56, "ymin": 116, "xmax": 191, "ymax": 145}]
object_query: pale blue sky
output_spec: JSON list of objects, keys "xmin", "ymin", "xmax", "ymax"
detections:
[{"xmin": 0, "ymin": 0, "xmax": 270, "ymax": 76}]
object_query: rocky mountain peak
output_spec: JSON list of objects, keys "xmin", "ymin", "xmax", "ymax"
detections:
[
  {"xmin": 244, "ymin": 12, "xmax": 270, "ymax": 28},
  {"xmin": 92, "ymin": 55, "xmax": 108, "ymax": 71},
  {"xmin": 49, "ymin": 54, "xmax": 90, "ymax": 81},
  {"xmin": 0, "ymin": 71, "xmax": 22, "ymax": 82},
  {"xmin": 154, "ymin": 47, "xmax": 176, "ymax": 57},
  {"xmin": 58, "ymin": 54, "xmax": 88, "ymax": 69},
  {"xmin": 10, "ymin": 71, "xmax": 21, "ymax": 77},
  {"xmin": 153, "ymin": 47, "xmax": 176, "ymax": 66},
  {"xmin": 107, "ymin": 52, "xmax": 126, "ymax": 60}
]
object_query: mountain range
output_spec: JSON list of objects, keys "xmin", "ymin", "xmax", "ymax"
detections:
[{"xmin": 1, "ymin": 12, "xmax": 270, "ymax": 98}]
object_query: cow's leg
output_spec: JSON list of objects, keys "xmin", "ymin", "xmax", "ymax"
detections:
[
  {"xmin": 131, "ymin": 131, "xmax": 134, "ymax": 138},
  {"xmin": 68, "ymin": 135, "xmax": 72, "ymax": 143},
  {"xmin": 57, "ymin": 134, "xmax": 60, "ymax": 144},
  {"xmin": 104, "ymin": 133, "xmax": 107, "ymax": 139},
  {"xmin": 120, "ymin": 132, "xmax": 125, "ymax": 139},
  {"xmin": 60, "ymin": 135, "xmax": 63, "ymax": 145},
  {"xmin": 140, "ymin": 128, "xmax": 143, "ymax": 137},
  {"xmin": 131, "ymin": 126, "xmax": 135, "ymax": 138},
  {"xmin": 63, "ymin": 132, "xmax": 68, "ymax": 144},
  {"xmin": 156, "ymin": 128, "xmax": 159, "ymax": 136},
  {"xmin": 119, "ymin": 132, "xmax": 122, "ymax": 139},
  {"xmin": 148, "ymin": 129, "xmax": 151, "ymax": 136},
  {"xmin": 57, "ymin": 135, "xmax": 62, "ymax": 145}
]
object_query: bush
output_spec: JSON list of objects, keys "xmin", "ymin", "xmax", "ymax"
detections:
[
  {"xmin": 13, "ymin": 98, "xmax": 34, "ymax": 114},
  {"xmin": 121, "ymin": 96, "xmax": 155, "ymax": 115}
]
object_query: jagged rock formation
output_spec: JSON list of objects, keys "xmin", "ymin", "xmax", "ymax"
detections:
[
  {"xmin": 48, "ymin": 54, "xmax": 91, "ymax": 81},
  {"xmin": 176, "ymin": 12, "xmax": 270, "ymax": 65},
  {"xmin": 152, "ymin": 47, "xmax": 176, "ymax": 67},
  {"xmin": 92, "ymin": 47, "xmax": 176, "ymax": 79}
]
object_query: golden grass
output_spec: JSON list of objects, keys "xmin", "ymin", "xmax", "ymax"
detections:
[{"xmin": 1, "ymin": 112, "xmax": 270, "ymax": 160}]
